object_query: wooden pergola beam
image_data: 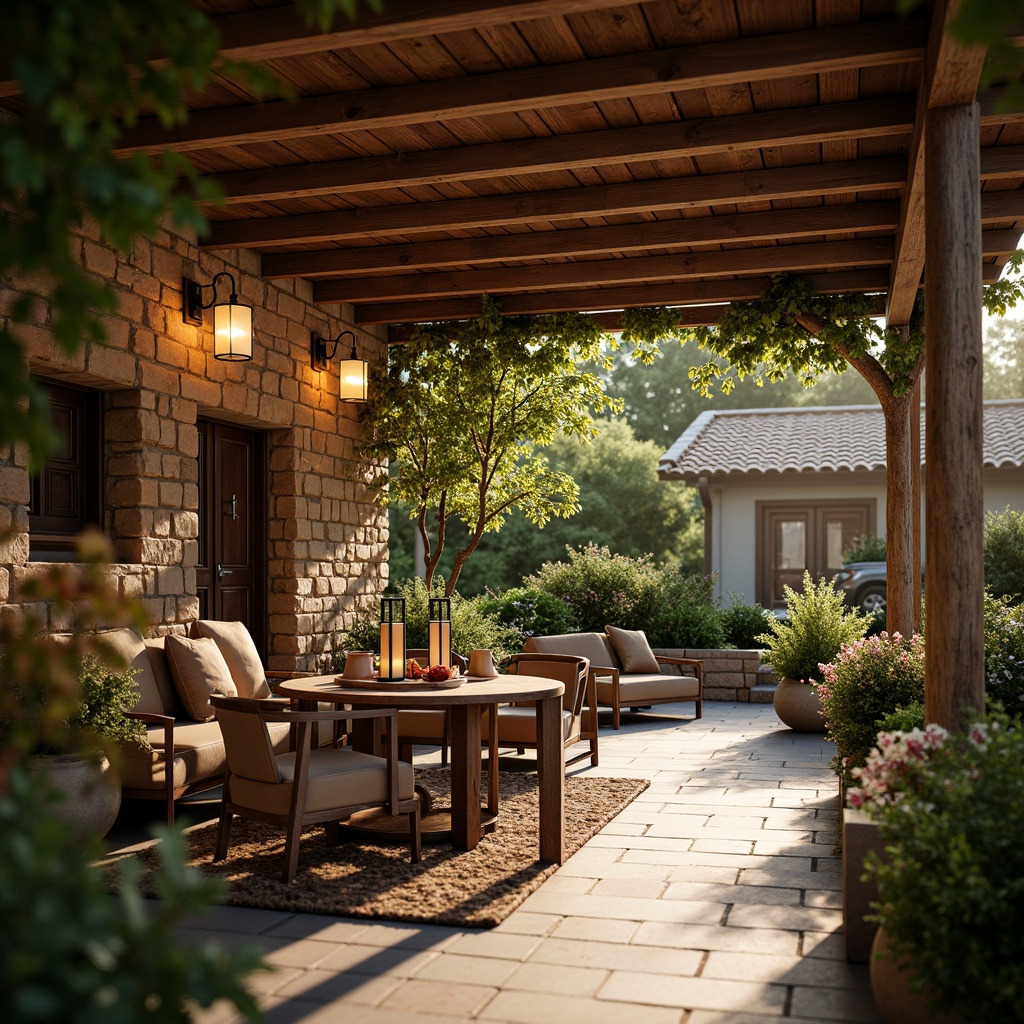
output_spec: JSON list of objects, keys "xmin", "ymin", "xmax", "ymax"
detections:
[
  {"xmin": 117, "ymin": 19, "xmax": 925, "ymax": 155},
  {"xmin": 314, "ymin": 238, "xmax": 897, "ymax": 304},
  {"xmin": 885, "ymin": 0, "xmax": 988, "ymax": 327},
  {"xmin": 213, "ymin": 158, "xmax": 906, "ymax": 252},
  {"xmin": 262, "ymin": 201, "xmax": 903, "ymax": 280},
  {"xmin": 261, "ymin": 192, "xmax": 1024, "ymax": 279},
  {"xmin": 363, "ymin": 270, "xmax": 893, "ymax": 326}
]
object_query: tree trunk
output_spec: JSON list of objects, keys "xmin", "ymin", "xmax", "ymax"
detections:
[{"xmin": 881, "ymin": 392, "xmax": 915, "ymax": 638}]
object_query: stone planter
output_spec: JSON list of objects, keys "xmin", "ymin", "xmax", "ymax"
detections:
[
  {"xmin": 870, "ymin": 927, "xmax": 965, "ymax": 1024},
  {"xmin": 772, "ymin": 678, "xmax": 826, "ymax": 732},
  {"xmin": 30, "ymin": 754, "xmax": 121, "ymax": 841},
  {"xmin": 843, "ymin": 805, "xmax": 884, "ymax": 963}
]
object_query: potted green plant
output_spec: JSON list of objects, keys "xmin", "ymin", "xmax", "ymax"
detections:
[
  {"xmin": 29, "ymin": 652, "xmax": 148, "ymax": 840},
  {"xmin": 757, "ymin": 571, "xmax": 868, "ymax": 732},
  {"xmin": 849, "ymin": 714, "xmax": 1024, "ymax": 1023}
]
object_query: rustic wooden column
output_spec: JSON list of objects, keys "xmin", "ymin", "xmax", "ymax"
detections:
[
  {"xmin": 910, "ymin": 376, "xmax": 922, "ymax": 633},
  {"xmin": 923, "ymin": 101, "xmax": 985, "ymax": 731}
]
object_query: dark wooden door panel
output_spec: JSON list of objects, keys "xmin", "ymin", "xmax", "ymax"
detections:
[{"xmin": 196, "ymin": 419, "xmax": 266, "ymax": 659}]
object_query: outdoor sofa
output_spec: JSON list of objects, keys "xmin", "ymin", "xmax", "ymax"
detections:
[{"xmin": 523, "ymin": 627, "xmax": 703, "ymax": 729}]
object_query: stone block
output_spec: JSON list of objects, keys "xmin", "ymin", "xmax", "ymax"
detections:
[{"xmin": 704, "ymin": 687, "xmax": 739, "ymax": 701}]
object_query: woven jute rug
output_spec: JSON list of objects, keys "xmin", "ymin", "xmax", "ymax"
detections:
[{"xmin": 124, "ymin": 770, "xmax": 648, "ymax": 928}]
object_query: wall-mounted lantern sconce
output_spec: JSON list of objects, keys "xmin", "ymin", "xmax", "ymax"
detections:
[
  {"xmin": 311, "ymin": 329, "xmax": 368, "ymax": 403},
  {"xmin": 182, "ymin": 272, "xmax": 253, "ymax": 361}
]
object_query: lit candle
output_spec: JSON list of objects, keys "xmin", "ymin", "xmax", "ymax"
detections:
[
  {"xmin": 428, "ymin": 597, "xmax": 452, "ymax": 668},
  {"xmin": 379, "ymin": 597, "xmax": 406, "ymax": 681}
]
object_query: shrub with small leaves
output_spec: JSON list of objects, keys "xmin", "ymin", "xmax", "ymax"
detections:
[
  {"xmin": 719, "ymin": 599, "xmax": 773, "ymax": 649},
  {"xmin": 477, "ymin": 586, "xmax": 574, "ymax": 644},
  {"xmin": 528, "ymin": 543, "xmax": 663, "ymax": 633},
  {"xmin": 757, "ymin": 571, "xmax": 868, "ymax": 685},
  {"xmin": 984, "ymin": 505, "xmax": 1024, "ymax": 602},
  {"xmin": 842, "ymin": 533, "xmax": 886, "ymax": 563},
  {"xmin": 648, "ymin": 570, "xmax": 726, "ymax": 649}
]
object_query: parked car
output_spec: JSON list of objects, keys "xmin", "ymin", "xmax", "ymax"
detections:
[{"xmin": 833, "ymin": 561, "xmax": 888, "ymax": 614}]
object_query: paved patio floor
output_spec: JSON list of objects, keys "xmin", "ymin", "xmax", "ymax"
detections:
[{"xmin": 130, "ymin": 702, "xmax": 881, "ymax": 1023}]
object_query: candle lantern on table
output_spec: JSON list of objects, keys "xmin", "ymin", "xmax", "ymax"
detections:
[
  {"xmin": 379, "ymin": 597, "xmax": 406, "ymax": 681},
  {"xmin": 428, "ymin": 597, "xmax": 452, "ymax": 669}
]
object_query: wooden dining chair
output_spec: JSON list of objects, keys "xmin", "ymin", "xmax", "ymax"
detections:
[
  {"xmin": 394, "ymin": 648, "xmax": 469, "ymax": 764},
  {"xmin": 488, "ymin": 652, "xmax": 598, "ymax": 768},
  {"xmin": 210, "ymin": 695, "xmax": 421, "ymax": 882}
]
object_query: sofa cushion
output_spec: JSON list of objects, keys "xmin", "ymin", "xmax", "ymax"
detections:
[
  {"xmin": 191, "ymin": 620, "xmax": 270, "ymax": 699},
  {"xmin": 485, "ymin": 707, "xmax": 577, "ymax": 745},
  {"xmin": 595, "ymin": 673, "xmax": 700, "ymax": 705},
  {"xmin": 605, "ymin": 625, "xmax": 660, "ymax": 673},
  {"xmin": 164, "ymin": 636, "xmax": 238, "ymax": 721},
  {"xmin": 523, "ymin": 632, "xmax": 620, "ymax": 671},
  {"xmin": 142, "ymin": 636, "xmax": 183, "ymax": 718}
]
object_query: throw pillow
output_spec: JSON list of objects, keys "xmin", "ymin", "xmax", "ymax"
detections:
[
  {"xmin": 190, "ymin": 620, "xmax": 270, "ymax": 699},
  {"xmin": 164, "ymin": 635, "xmax": 238, "ymax": 721},
  {"xmin": 605, "ymin": 624, "xmax": 661, "ymax": 673}
]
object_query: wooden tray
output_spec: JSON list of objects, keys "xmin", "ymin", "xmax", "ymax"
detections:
[{"xmin": 333, "ymin": 675, "xmax": 464, "ymax": 691}]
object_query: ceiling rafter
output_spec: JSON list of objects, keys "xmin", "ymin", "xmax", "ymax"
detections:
[{"xmin": 118, "ymin": 18, "xmax": 925, "ymax": 155}]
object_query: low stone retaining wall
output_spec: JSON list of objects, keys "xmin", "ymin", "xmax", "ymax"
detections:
[{"xmin": 653, "ymin": 648, "xmax": 773, "ymax": 702}]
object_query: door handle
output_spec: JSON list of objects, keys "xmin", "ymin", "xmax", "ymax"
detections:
[
  {"xmin": 225, "ymin": 493, "xmax": 238, "ymax": 521},
  {"xmin": 217, "ymin": 564, "xmax": 233, "ymax": 578}
]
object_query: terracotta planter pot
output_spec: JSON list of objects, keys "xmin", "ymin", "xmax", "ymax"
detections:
[
  {"xmin": 772, "ymin": 678, "xmax": 826, "ymax": 732},
  {"xmin": 870, "ymin": 927, "xmax": 965, "ymax": 1024},
  {"xmin": 30, "ymin": 754, "xmax": 121, "ymax": 841}
]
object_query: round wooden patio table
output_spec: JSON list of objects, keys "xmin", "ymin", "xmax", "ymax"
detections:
[{"xmin": 276, "ymin": 674, "xmax": 566, "ymax": 864}]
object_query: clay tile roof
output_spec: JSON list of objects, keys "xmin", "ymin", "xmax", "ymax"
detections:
[{"xmin": 658, "ymin": 399, "xmax": 1024, "ymax": 483}]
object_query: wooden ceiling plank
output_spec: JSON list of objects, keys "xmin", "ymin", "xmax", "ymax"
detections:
[
  {"xmin": 357, "ymin": 269, "xmax": 893, "ymax": 324},
  {"xmin": 261, "ymin": 200, "xmax": 901, "ymax": 279},
  {"xmin": 885, "ymin": 0, "xmax": 988, "ymax": 327},
  {"xmin": 314, "ymin": 237, "xmax": 896, "ymax": 303},
  {"xmin": 117, "ymin": 18, "xmax": 925, "ymax": 155},
  {"xmin": 207, "ymin": 153, "xmax": 909, "ymax": 250}
]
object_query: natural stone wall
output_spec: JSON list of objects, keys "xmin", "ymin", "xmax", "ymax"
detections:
[
  {"xmin": 654, "ymin": 647, "xmax": 766, "ymax": 701},
  {"xmin": 0, "ymin": 215, "xmax": 388, "ymax": 671}
]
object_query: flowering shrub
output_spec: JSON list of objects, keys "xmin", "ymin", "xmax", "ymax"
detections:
[
  {"xmin": 984, "ymin": 591, "xmax": 1024, "ymax": 718},
  {"xmin": 647, "ymin": 570, "xmax": 725, "ymax": 649},
  {"xmin": 815, "ymin": 631, "xmax": 925, "ymax": 784},
  {"xmin": 849, "ymin": 715, "xmax": 1024, "ymax": 1023},
  {"xmin": 719, "ymin": 598, "xmax": 773, "ymax": 649},
  {"xmin": 478, "ymin": 586, "xmax": 574, "ymax": 643}
]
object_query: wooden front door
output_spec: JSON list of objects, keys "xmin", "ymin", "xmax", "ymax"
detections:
[
  {"xmin": 757, "ymin": 500, "xmax": 875, "ymax": 609},
  {"xmin": 196, "ymin": 420, "xmax": 267, "ymax": 657}
]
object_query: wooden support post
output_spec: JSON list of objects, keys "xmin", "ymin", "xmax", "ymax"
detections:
[
  {"xmin": 923, "ymin": 102, "xmax": 985, "ymax": 731},
  {"xmin": 911, "ymin": 375, "xmax": 922, "ymax": 634}
]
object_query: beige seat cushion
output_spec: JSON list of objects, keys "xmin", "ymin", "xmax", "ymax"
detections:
[
  {"xmin": 230, "ymin": 747, "xmax": 415, "ymax": 817},
  {"xmin": 485, "ymin": 707, "xmax": 577, "ymax": 745},
  {"xmin": 595, "ymin": 673, "xmax": 700, "ymax": 705},
  {"xmin": 191, "ymin": 620, "xmax": 271, "ymax": 699},
  {"xmin": 605, "ymin": 625, "xmax": 661, "ymax": 673},
  {"xmin": 164, "ymin": 636, "xmax": 238, "ymax": 721},
  {"xmin": 120, "ymin": 720, "xmax": 289, "ymax": 791},
  {"xmin": 524, "ymin": 632, "xmax": 620, "ymax": 671},
  {"xmin": 397, "ymin": 709, "xmax": 447, "ymax": 742}
]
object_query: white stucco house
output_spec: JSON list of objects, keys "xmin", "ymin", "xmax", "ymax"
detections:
[{"xmin": 658, "ymin": 400, "xmax": 1024, "ymax": 610}]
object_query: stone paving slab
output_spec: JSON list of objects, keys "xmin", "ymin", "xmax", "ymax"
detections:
[{"xmin": 172, "ymin": 702, "xmax": 880, "ymax": 1023}]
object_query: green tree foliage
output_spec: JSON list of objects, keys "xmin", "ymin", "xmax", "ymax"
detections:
[
  {"xmin": 387, "ymin": 418, "xmax": 703, "ymax": 594},
  {"xmin": 361, "ymin": 297, "xmax": 619, "ymax": 594},
  {"xmin": 983, "ymin": 316, "xmax": 1024, "ymax": 398},
  {"xmin": 0, "ymin": 0, "xmax": 368, "ymax": 467},
  {"xmin": 602, "ymin": 341, "xmax": 876, "ymax": 445}
]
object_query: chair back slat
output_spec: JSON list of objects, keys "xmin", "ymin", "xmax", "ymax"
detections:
[
  {"xmin": 213, "ymin": 699, "xmax": 282, "ymax": 784},
  {"xmin": 508, "ymin": 653, "xmax": 589, "ymax": 717}
]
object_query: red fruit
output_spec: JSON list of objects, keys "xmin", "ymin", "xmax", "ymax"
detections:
[{"xmin": 426, "ymin": 664, "xmax": 451, "ymax": 682}]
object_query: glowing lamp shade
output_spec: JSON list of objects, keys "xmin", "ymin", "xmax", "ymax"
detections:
[
  {"xmin": 213, "ymin": 301, "xmax": 253, "ymax": 361},
  {"xmin": 379, "ymin": 597, "xmax": 406, "ymax": 682},
  {"xmin": 338, "ymin": 348, "xmax": 368, "ymax": 402},
  {"xmin": 428, "ymin": 597, "xmax": 452, "ymax": 669}
]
